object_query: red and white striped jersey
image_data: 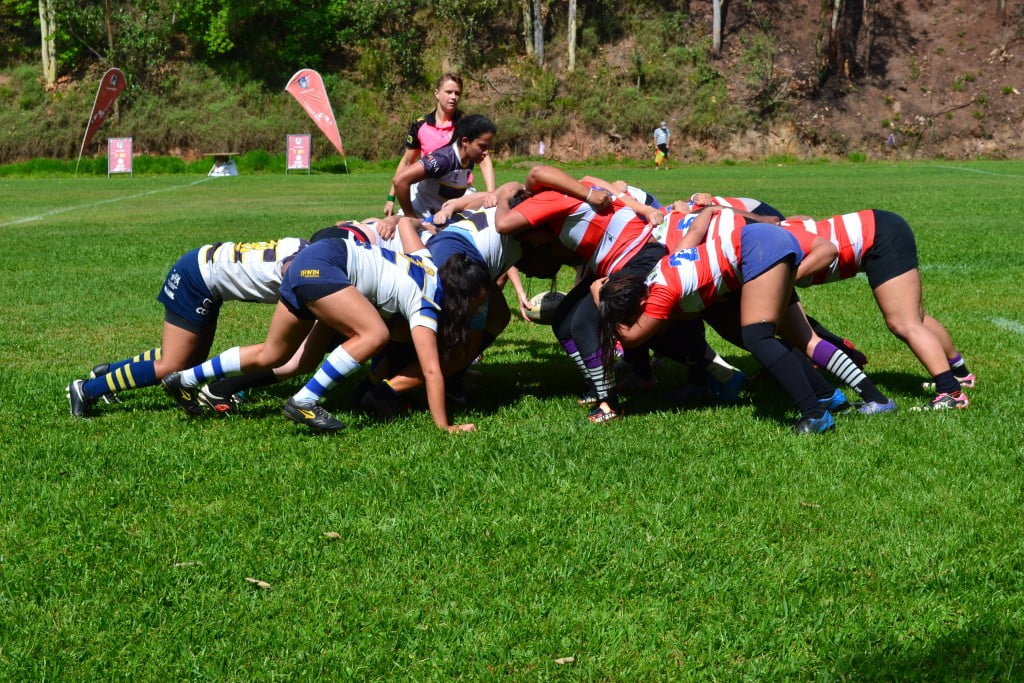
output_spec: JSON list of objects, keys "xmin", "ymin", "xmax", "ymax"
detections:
[
  {"xmin": 653, "ymin": 207, "xmax": 750, "ymax": 254},
  {"xmin": 779, "ymin": 209, "xmax": 876, "ymax": 284},
  {"xmin": 512, "ymin": 189, "xmax": 654, "ymax": 277},
  {"xmin": 698, "ymin": 196, "xmax": 764, "ymax": 212},
  {"xmin": 643, "ymin": 244, "xmax": 741, "ymax": 318}
]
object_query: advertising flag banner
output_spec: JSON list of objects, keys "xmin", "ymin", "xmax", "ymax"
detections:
[
  {"xmin": 284, "ymin": 69, "xmax": 346, "ymax": 162},
  {"xmin": 286, "ymin": 134, "xmax": 312, "ymax": 173},
  {"xmin": 107, "ymin": 137, "xmax": 133, "ymax": 176},
  {"xmin": 77, "ymin": 68, "xmax": 126, "ymax": 172}
]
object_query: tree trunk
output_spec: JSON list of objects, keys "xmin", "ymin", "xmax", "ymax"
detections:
[
  {"xmin": 861, "ymin": 0, "xmax": 875, "ymax": 73},
  {"xmin": 522, "ymin": 0, "xmax": 534, "ymax": 55},
  {"xmin": 999, "ymin": 0, "xmax": 1006, "ymax": 24},
  {"xmin": 533, "ymin": 0, "xmax": 544, "ymax": 67},
  {"xmin": 712, "ymin": 0, "xmax": 722, "ymax": 56},
  {"xmin": 104, "ymin": 0, "xmax": 114, "ymax": 57},
  {"xmin": 38, "ymin": 0, "xmax": 56, "ymax": 86},
  {"xmin": 567, "ymin": 0, "xmax": 577, "ymax": 71},
  {"xmin": 830, "ymin": 0, "xmax": 843, "ymax": 53}
]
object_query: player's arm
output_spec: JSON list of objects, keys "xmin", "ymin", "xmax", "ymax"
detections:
[
  {"xmin": 472, "ymin": 154, "xmax": 498, "ymax": 210},
  {"xmin": 503, "ymin": 265, "xmax": 533, "ymax": 321},
  {"xmin": 795, "ymin": 236, "xmax": 838, "ymax": 285},
  {"xmin": 736, "ymin": 209, "xmax": 780, "ymax": 224},
  {"xmin": 385, "ymin": 148, "xmax": 422, "ymax": 216},
  {"xmin": 494, "ymin": 182, "xmax": 532, "ymax": 235},
  {"xmin": 589, "ymin": 277, "xmax": 668, "ymax": 347},
  {"xmin": 617, "ymin": 313, "xmax": 668, "ymax": 348},
  {"xmin": 432, "ymin": 192, "xmax": 491, "ymax": 226},
  {"xmin": 673, "ymin": 205, "xmax": 723, "ymax": 249},
  {"xmin": 410, "ymin": 325, "xmax": 475, "ymax": 432},
  {"xmin": 397, "ymin": 217, "xmax": 429, "ymax": 253},
  {"xmin": 578, "ymin": 175, "xmax": 663, "ymax": 227},
  {"xmin": 393, "ymin": 158, "xmax": 429, "ymax": 218},
  {"xmin": 524, "ymin": 165, "xmax": 613, "ymax": 212}
]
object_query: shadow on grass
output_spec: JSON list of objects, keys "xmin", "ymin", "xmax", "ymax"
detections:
[
  {"xmin": 840, "ymin": 619, "xmax": 1023, "ymax": 680},
  {"xmin": 868, "ymin": 369, "xmax": 937, "ymax": 396}
]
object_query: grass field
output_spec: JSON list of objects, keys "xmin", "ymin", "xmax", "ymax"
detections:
[{"xmin": 2, "ymin": 160, "xmax": 1024, "ymax": 679}]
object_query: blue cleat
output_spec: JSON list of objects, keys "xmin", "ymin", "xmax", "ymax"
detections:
[
  {"xmin": 818, "ymin": 388, "xmax": 850, "ymax": 413},
  {"xmin": 855, "ymin": 399, "xmax": 897, "ymax": 415},
  {"xmin": 792, "ymin": 411, "xmax": 836, "ymax": 434},
  {"xmin": 708, "ymin": 369, "xmax": 746, "ymax": 404}
]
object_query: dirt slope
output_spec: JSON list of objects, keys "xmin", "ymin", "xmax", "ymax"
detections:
[
  {"xmin": 764, "ymin": 0, "xmax": 1024, "ymax": 160},
  {"xmin": 494, "ymin": 1, "xmax": 1024, "ymax": 161}
]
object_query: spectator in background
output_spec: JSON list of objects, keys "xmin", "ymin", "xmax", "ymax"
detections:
[
  {"xmin": 654, "ymin": 121, "xmax": 670, "ymax": 170},
  {"xmin": 384, "ymin": 73, "xmax": 496, "ymax": 216}
]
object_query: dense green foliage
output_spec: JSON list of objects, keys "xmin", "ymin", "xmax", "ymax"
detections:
[
  {"xmin": 2, "ymin": 161, "xmax": 1024, "ymax": 677},
  {"xmin": 0, "ymin": 1, "xmax": 791, "ymax": 163}
]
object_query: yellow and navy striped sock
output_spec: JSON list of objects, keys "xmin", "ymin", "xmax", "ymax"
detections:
[{"xmin": 82, "ymin": 348, "xmax": 162, "ymax": 398}]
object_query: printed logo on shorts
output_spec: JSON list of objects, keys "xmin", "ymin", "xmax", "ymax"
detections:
[
  {"xmin": 300, "ymin": 269, "xmax": 320, "ymax": 278},
  {"xmin": 163, "ymin": 271, "xmax": 181, "ymax": 300},
  {"xmin": 196, "ymin": 297, "xmax": 213, "ymax": 316}
]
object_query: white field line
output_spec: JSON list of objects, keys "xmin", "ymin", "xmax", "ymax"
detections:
[
  {"xmin": 991, "ymin": 317, "xmax": 1024, "ymax": 336},
  {"xmin": 928, "ymin": 164, "xmax": 1024, "ymax": 179},
  {"xmin": 0, "ymin": 177, "xmax": 213, "ymax": 228}
]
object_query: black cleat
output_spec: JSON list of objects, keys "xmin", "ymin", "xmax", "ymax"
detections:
[
  {"xmin": 282, "ymin": 398, "xmax": 345, "ymax": 433},
  {"xmin": 198, "ymin": 385, "xmax": 238, "ymax": 415},
  {"xmin": 161, "ymin": 372, "xmax": 204, "ymax": 416},
  {"xmin": 89, "ymin": 363, "xmax": 122, "ymax": 404},
  {"xmin": 67, "ymin": 379, "xmax": 94, "ymax": 418}
]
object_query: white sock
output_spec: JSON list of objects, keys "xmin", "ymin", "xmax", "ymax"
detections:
[{"xmin": 292, "ymin": 347, "xmax": 361, "ymax": 406}]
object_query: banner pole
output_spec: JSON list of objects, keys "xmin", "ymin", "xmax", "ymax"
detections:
[{"xmin": 75, "ymin": 137, "xmax": 86, "ymax": 175}]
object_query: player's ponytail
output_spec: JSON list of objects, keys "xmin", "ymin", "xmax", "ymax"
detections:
[
  {"xmin": 438, "ymin": 254, "xmax": 490, "ymax": 358},
  {"xmin": 597, "ymin": 274, "xmax": 648, "ymax": 370}
]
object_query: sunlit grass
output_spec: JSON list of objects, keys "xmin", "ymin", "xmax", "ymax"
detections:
[{"xmin": 1, "ymin": 160, "xmax": 1023, "ymax": 679}]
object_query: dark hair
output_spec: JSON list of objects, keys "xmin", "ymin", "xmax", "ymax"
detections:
[
  {"xmin": 435, "ymin": 72, "xmax": 464, "ymax": 90},
  {"xmin": 453, "ymin": 114, "xmax": 496, "ymax": 144},
  {"xmin": 438, "ymin": 253, "xmax": 490, "ymax": 357},
  {"xmin": 309, "ymin": 222, "xmax": 370, "ymax": 245},
  {"xmin": 597, "ymin": 274, "xmax": 648, "ymax": 370},
  {"xmin": 309, "ymin": 226, "xmax": 340, "ymax": 243},
  {"xmin": 508, "ymin": 188, "xmax": 531, "ymax": 210}
]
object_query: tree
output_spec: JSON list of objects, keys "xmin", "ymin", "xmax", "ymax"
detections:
[
  {"xmin": 712, "ymin": 0, "xmax": 722, "ymax": 56},
  {"xmin": 567, "ymin": 0, "xmax": 577, "ymax": 71},
  {"xmin": 532, "ymin": 0, "xmax": 544, "ymax": 67},
  {"xmin": 522, "ymin": 0, "xmax": 533, "ymax": 56},
  {"xmin": 39, "ymin": 0, "xmax": 56, "ymax": 85}
]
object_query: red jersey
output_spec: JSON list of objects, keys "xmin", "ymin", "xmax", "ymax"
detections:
[
  {"xmin": 512, "ymin": 189, "xmax": 654, "ymax": 277},
  {"xmin": 644, "ymin": 243, "xmax": 741, "ymax": 318},
  {"xmin": 653, "ymin": 206, "xmax": 749, "ymax": 253},
  {"xmin": 692, "ymin": 196, "xmax": 765, "ymax": 212},
  {"xmin": 779, "ymin": 209, "xmax": 876, "ymax": 284}
]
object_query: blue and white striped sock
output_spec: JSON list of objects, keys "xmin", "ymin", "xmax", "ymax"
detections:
[
  {"xmin": 292, "ymin": 347, "xmax": 361, "ymax": 406},
  {"xmin": 180, "ymin": 347, "xmax": 242, "ymax": 387}
]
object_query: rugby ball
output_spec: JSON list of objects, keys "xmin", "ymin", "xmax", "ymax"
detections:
[{"xmin": 525, "ymin": 291, "xmax": 565, "ymax": 324}]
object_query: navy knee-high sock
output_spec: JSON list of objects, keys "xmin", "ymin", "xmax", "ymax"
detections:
[{"xmin": 741, "ymin": 322, "xmax": 823, "ymax": 419}]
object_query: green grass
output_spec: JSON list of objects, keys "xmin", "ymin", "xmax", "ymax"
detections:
[{"xmin": 2, "ymin": 161, "xmax": 1024, "ymax": 679}]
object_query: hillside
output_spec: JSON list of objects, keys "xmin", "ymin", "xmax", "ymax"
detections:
[
  {"xmin": 1, "ymin": 1, "xmax": 1022, "ymax": 164},
  {"xmin": 474, "ymin": 0, "xmax": 1024, "ymax": 162}
]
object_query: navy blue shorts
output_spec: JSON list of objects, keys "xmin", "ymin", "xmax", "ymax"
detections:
[
  {"xmin": 156, "ymin": 248, "xmax": 220, "ymax": 334},
  {"xmin": 862, "ymin": 210, "xmax": 919, "ymax": 289},
  {"xmin": 278, "ymin": 239, "xmax": 351, "ymax": 320},
  {"xmin": 739, "ymin": 223, "xmax": 803, "ymax": 283}
]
